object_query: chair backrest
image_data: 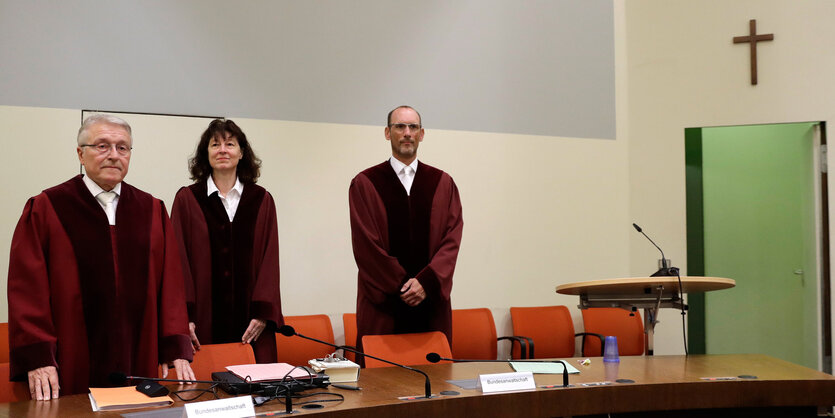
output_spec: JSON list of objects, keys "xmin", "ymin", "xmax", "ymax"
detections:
[
  {"xmin": 0, "ymin": 363, "xmax": 29, "ymax": 403},
  {"xmin": 510, "ymin": 305, "xmax": 576, "ymax": 359},
  {"xmin": 276, "ymin": 315, "xmax": 336, "ymax": 366},
  {"xmin": 0, "ymin": 323, "xmax": 8, "ymax": 363},
  {"xmin": 581, "ymin": 308, "xmax": 645, "ymax": 356},
  {"xmin": 342, "ymin": 313, "xmax": 357, "ymax": 362},
  {"xmin": 451, "ymin": 308, "xmax": 497, "ymax": 360},
  {"xmin": 188, "ymin": 343, "xmax": 256, "ymax": 381},
  {"xmin": 361, "ymin": 331, "xmax": 452, "ymax": 368}
]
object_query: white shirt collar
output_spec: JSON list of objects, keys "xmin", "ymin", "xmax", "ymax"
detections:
[
  {"xmin": 389, "ymin": 157, "xmax": 418, "ymax": 175},
  {"xmin": 82, "ymin": 174, "xmax": 122, "ymax": 198},
  {"xmin": 207, "ymin": 174, "xmax": 243, "ymax": 198}
]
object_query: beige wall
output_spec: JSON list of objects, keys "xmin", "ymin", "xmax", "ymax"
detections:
[
  {"xmin": 0, "ymin": 105, "xmax": 630, "ymax": 357},
  {"xmin": 7, "ymin": 1, "xmax": 832, "ymax": 361},
  {"xmin": 624, "ymin": 0, "xmax": 835, "ymax": 359}
]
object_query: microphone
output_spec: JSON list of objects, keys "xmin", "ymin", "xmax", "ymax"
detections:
[
  {"xmin": 424, "ymin": 352, "xmax": 452, "ymax": 363},
  {"xmin": 109, "ymin": 372, "xmax": 219, "ymax": 386},
  {"xmin": 632, "ymin": 222, "xmax": 688, "ymax": 355},
  {"xmin": 632, "ymin": 223, "xmax": 678, "ymax": 277},
  {"xmin": 278, "ymin": 325, "xmax": 433, "ymax": 399},
  {"xmin": 425, "ymin": 353, "xmax": 569, "ymax": 387},
  {"xmin": 108, "ymin": 371, "xmax": 310, "ymax": 389}
]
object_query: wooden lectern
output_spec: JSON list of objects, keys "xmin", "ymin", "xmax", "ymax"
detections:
[{"xmin": 556, "ymin": 277, "xmax": 735, "ymax": 355}]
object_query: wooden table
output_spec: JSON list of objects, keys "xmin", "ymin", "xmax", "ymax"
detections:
[
  {"xmin": 0, "ymin": 354, "xmax": 831, "ymax": 417},
  {"xmin": 557, "ymin": 277, "xmax": 735, "ymax": 354}
]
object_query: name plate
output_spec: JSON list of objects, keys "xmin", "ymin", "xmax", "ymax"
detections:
[
  {"xmin": 184, "ymin": 395, "xmax": 255, "ymax": 418},
  {"xmin": 478, "ymin": 371, "xmax": 536, "ymax": 393}
]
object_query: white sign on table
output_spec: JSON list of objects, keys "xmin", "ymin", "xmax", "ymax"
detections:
[
  {"xmin": 478, "ymin": 371, "xmax": 536, "ymax": 393},
  {"xmin": 183, "ymin": 395, "xmax": 255, "ymax": 418}
]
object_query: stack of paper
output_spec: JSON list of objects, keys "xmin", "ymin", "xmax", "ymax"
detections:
[
  {"xmin": 309, "ymin": 358, "xmax": 360, "ymax": 383},
  {"xmin": 226, "ymin": 363, "xmax": 312, "ymax": 382},
  {"xmin": 89, "ymin": 387, "xmax": 173, "ymax": 411}
]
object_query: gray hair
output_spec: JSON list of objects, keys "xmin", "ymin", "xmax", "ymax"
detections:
[{"xmin": 77, "ymin": 114, "xmax": 133, "ymax": 146}]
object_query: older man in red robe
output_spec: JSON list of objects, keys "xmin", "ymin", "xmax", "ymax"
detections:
[
  {"xmin": 7, "ymin": 114, "xmax": 195, "ymax": 400},
  {"xmin": 349, "ymin": 106, "xmax": 463, "ymax": 359}
]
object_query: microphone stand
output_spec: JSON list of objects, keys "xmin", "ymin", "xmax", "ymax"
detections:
[
  {"xmin": 115, "ymin": 374, "xmax": 219, "ymax": 386},
  {"xmin": 278, "ymin": 325, "xmax": 433, "ymax": 399},
  {"xmin": 632, "ymin": 222, "xmax": 688, "ymax": 355},
  {"xmin": 632, "ymin": 223, "xmax": 679, "ymax": 277}
]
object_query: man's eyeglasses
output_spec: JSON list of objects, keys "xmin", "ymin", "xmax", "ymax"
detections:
[
  {"xmin": 80, "ymin": 143, "xmax": 132, "ymax": 156},
  {"xmin": 389, "ymin": 123, "xmax": 422, "ymax": 132}
]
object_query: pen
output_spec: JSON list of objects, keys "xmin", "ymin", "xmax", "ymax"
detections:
[{"xmin": 331, "ymin": 384, "xmax": 361, "ymax": 391}]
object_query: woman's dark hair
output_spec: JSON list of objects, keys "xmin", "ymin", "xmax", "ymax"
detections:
[{"xmin": 189, "ymin": 119, "xmax": 262, "ymax": 183}]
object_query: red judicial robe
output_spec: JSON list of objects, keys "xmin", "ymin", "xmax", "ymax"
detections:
[
  {"xmin": 171, "ymin": 182, "xmax": 283, "ymax": 363},
  {"xmin": 7, "ymin": 175, "xmax": 192, "ymax": 396},
  {"xmin": 349, "ymin": 161, "xmax": 463, "ymax": 353}
]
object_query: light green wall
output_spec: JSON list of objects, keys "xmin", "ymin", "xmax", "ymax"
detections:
[{"xmin": 702, "ymin": 123, "xmax": 818, "ymax": 368}]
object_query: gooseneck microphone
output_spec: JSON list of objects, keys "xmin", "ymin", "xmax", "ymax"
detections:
[
  {"xmin": 109, "ymin": 372, "xmax": 218, "ymax": 386},
  {"xmin": 632, "ymin": 222, "xmax": 688, "ymax": 355},
  {"xmin": 632, "ymin": 223, "xmax": 678, "ymax": 277},
  {"xmin": 109, "ymin": 372, "xmax": 223, "ymax": 398},
  {"xmin": 425, "ymin": 353, "xmax": 569, "ymax": 387},
  {"xmin": 278, "ymin": 325, "xmax": 432, "ymax": 399}
]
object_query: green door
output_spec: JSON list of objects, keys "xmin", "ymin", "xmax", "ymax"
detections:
[{"xmin": 699, "ymin": 123, "xmax": 818, "ymax": 368}]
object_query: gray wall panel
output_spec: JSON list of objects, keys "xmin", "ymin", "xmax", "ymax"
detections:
[{"xmin": 0, "ymin": 0, "xmax": 614, "ymax": 138}]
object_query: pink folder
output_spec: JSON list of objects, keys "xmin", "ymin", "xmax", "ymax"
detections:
[{"xmin": 226, "ymin": 363, "xmax": 313, "ymax": 382}]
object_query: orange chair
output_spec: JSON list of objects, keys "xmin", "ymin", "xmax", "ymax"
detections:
[
  {"xmin": 580, "ymin": 308, "xmax": 645, "ymax": 356},
  {"xmin": 276, "ymin": 315, "xmax": 335, "ymax": 366},
  {"xmin": 361, "ymin": 331, "xmax": 452, "ymax": 368},
  {"xmin": 342, "ymin": 313, "xmax": 357, "ymax": 362},
  {"xmin": 187, "ymin": 342, "xmax": 256, "ymax": 381},
  {"xmin": 451, "ymin": 308, "xmax": 498, "ymax": 360},
  {"xmin": 0, "ymin": 363, "xmax": 29, "ymax": 402},
  {"xmin": 509, "ymin": 305, "xmax": 600, "ymax": 359},
  {"xmin": 0, "ymin": 323, "xmax": 8, "ymax": 363}
]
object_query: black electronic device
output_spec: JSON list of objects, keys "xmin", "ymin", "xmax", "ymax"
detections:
[
  {"xmin": 211, "ymin": 370, "xmax": 329, "ymax": 395},
  {"xmin": 135, "ymin": 380, "xmax": 170, "ymax": 397}
]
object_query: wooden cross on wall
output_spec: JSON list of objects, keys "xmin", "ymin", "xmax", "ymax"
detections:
[{"xmin": 733, "ymin": 19, "xmax": 774, "ymax": 85}]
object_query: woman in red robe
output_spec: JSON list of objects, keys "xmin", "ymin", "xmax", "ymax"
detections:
[{"xmin": 171, "ymin": 119, "xmax": 283, "ymax": 363}]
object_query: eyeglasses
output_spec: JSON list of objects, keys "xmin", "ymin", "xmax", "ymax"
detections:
[
  {"xmin": 388, "ymin": 123, "xmax": 422, "ymax": 132},
  {"xmin": 80, "ymin": 142, "xmax": 132, "ymax": 156}
]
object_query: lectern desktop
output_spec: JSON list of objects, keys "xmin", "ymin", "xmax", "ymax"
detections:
[{"xmin": 557, "ymin": 277, "xmax": 735, "ymax": 355}]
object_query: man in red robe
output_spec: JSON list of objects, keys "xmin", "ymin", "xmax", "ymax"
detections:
[
  {"xmin": 349, "ymin": 106, "xmax": 464, "ymax": 359},
  {"xmin": 7, "ymin": 114, "xmax": 195, "ymax": 400}
]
